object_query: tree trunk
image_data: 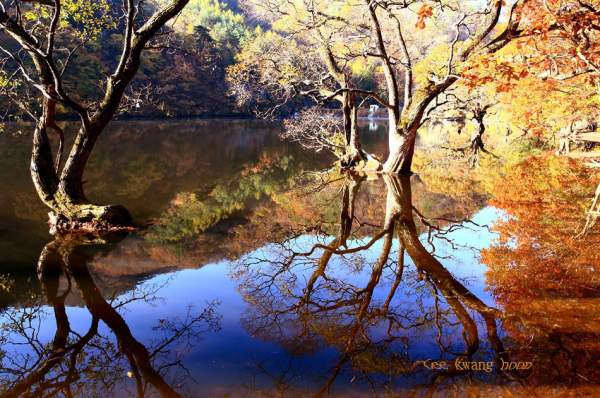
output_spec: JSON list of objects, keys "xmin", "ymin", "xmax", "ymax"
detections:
[
  {"xmin": 30, "ymin": 101, "xmax": 132, "ymax": 232},
  {"xmin": 348, "ymin": 95, "xmax": 361, "ymax": 156},
  {"xmin": 382, "ymin": 125, "xmax": 417, "ymax": 175},
  {"xmin": 31, "ymin": 119, "xmax": 59, "ymax": 209},
  {"xmin": 340, "ymin": 92, "xmax": 367, "ymax": 169},
  {"xmin": 468, "ymin": 110, "xmax": 497, "ymax": 167}
]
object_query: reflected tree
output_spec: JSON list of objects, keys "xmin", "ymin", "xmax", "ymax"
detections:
[
  {"xmin": 235, "ymin": 174, "xmax": 508, "ymax": 396},
  {"xmin": 0, "ymin": 236, "xmax": 220, "ymax": 398}
]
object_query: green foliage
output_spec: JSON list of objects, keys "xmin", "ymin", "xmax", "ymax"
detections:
[
  {"xmin": 21, "ymin": 0, "xmax": 115, "ymax": 40},
  {"xmin": 1, "ymin": 0, "xmax": 252, "ymax": 118},
  {"xmin": 61, "ymin": 0, "xmax": 116, "ymax": 40},
  {"xmin": 146, "ymin": 155, "xmax": 297, "ymax": 244},
  {"xmin": 0, "ymin": 73, "xmax": 9, "ymax": 89},
  {"xmin": 226, "ymin": 27, "xmax": 313, "ymax": 112},
  {"xmin": 169, "ymin": 0, "xmax": 249, "ymax": 62}
]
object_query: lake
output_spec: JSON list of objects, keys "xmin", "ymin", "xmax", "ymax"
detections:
[{"xmin": 1, "ymin": 119, "xmax": 599, "ymax": 397}]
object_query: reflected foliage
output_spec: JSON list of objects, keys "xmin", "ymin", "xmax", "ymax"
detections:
[
  {"xmin": 482, "ymin": 155, "xmax": 600, "ymax": 388},
  {"xmin": 146, "ymin": 153, "xmax": 296, "ymax": 244},
  {"xmin": 483, "ymin": 155, "xmax": 600, "ymax": 299}
]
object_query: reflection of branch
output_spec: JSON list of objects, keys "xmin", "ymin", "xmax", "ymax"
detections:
[
  {"xmin": 386, "ymin": 176, "xmax": 506, "ymax": 360},
  {"xmin": 1, "ymin": 237, "xmax": 220, "ymax": 398},
  {"xmin": 238, "ymin": 174, "xmax": 508, "ymax": 395},
  {"xmin": 68, "ymin": 254, "xmax": 182, "ymax": 398}
]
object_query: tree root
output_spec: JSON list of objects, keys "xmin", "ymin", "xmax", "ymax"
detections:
[
  {"xmin": 340, "ymin": 149, "xmax": 382, "ymax": 172},
  {"xmin": 48, "ymin": 204, "xmax": 134, "ymax": 235}
]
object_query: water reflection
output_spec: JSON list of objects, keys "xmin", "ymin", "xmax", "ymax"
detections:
[
  {"xmin": 482, "ymin": 155, "xmax": 600, "ymax": 390},
  {"xmin": 0, "ymin": 236, "xmax": 220, "ymax": 398},
  {"xmin": 0, "ymin": 171, "xmax": 507, "ymax": 397},
  {"xmin": 2, "ymin": 122, "xmax": 600, "ymax": 396},
  {"xmin": 236, "ymin": 175, "xmax": 513, "ymax": 395}
]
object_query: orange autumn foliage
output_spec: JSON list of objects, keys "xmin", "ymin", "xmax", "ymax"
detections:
[
  {"xmin": 415, "ymin": 4, "xmax": 433, "ymax": 29},
  {"xmin": 482, "ymin": 155, "xmax": 600, "ymax": 303},
  {"xmin": 481, "ymin": 156, "xmax": 600, "ymax": 387}
]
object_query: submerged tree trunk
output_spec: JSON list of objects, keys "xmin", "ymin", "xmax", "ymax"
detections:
[
  {"xmin": 1, "ymin": 0, "xmax": 190, "ymax": 233},
  {"xmin": 56, "ymin": 122, "xmax": 131, "ymax": 227}
]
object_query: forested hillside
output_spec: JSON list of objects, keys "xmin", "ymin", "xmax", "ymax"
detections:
[{"xmin": 0, "ymin": 0, "xmax": 251, "ymax": 119}]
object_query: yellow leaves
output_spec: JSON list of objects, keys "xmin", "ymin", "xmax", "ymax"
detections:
[
  {"xmin": 277, "ymin": 64, "xmax": 301, "ymax": 85},
  {"xmin": 61, "ymin": 0, "xmax": 116, "ymax": 40},
  {"xmin": 22, "ymin": 10, "xmax": 43, "ymax": 21},
  {"xmin": 349, "ymin": 58, "xmax": 373, "ymax": 78},
  {"xmin": 412, "ymin": 42, "xmax": 451, "ymax": 86},
  {"xmin": 227, "ymin": 28, "xmax": 307, "ymax": 93},
  {"xmin": 272, "ymin": 14, "xmax": 303, "ymax": 32},
  {"xmin": 0, "ymin": 274, "xmax": 13, "ymax": 293},
  {"xmin": 0, "ymin": 71, "xmax": 17, "ymax": 91}
]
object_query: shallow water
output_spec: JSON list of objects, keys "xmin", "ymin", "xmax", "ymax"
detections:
[{"xmin": 1, "ymin": 120, "xmax": 599, "ymax": 397}]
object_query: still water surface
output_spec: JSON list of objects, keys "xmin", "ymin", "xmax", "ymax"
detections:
[{"xmin": 0, "ymin": 120, "xmax": 598, "ymax": 397}]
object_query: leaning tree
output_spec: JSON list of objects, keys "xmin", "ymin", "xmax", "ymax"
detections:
[
  {"xmin": 0, "ymin": 0, "xmax": 191, "ymax": 231},
  {"xmin": 236, "ymin": 0, "xmax": 527, "ymax": 174}
]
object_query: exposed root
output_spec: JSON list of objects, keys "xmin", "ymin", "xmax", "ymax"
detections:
[
  {"xmin": 48, "ymin": 204, "xmax": 134, "ymax": 235},
  {"xmin": 340, "ymin": 150, "xmax": 382, "ymax": 172}
]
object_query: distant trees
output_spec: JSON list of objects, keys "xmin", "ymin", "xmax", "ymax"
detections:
[
  {"xmin": 167, "ymin": 0, "xmax": 250, "ymax": 63},
  {"xmin": 0, "ymin": 0, "xmax": 192, "ymax": 231},
  {"xmin": 0, "ymin": 0, "xmax": 250, "ymax": 121}
]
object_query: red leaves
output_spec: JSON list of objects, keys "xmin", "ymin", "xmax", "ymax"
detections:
[
  {"xmin": 461, "ymin": 55, "xmax": 532, "ymax": 94},
  {"xmin": 416, "ymin": 4, "xmax": 433, "ymax": 29}
]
